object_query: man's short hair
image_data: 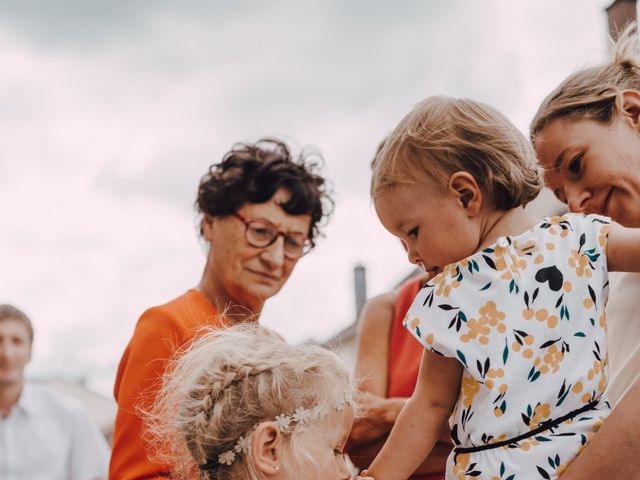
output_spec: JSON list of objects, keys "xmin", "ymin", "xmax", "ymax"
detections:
[{"xmin": 0, "ymin": 304, "xmax": 34, "ymax": 343}]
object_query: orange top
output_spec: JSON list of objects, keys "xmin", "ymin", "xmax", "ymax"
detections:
[
  {"xmin": 387, "ymin": 278, "xmax": 444, "ymax": 480},
  {"xmin": 110, "ymin": 289, "xmax": 222, "ymax": 480},
  {"xmin": 387, "ymin": 277, "xmax": 424, "ymax": 399}
]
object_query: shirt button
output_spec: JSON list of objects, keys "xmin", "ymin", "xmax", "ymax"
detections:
[{"xmin": 497, "ymin": 237, "xmax": 509, "ymax": 248}]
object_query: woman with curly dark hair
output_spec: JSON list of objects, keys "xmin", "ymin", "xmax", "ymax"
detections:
[{"xmin": 110, "ymin": 138, "xmax": 333, "ymax": 480}]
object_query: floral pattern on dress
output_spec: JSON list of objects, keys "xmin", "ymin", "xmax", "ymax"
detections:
[{"xmin": 403, "ymin": 214, "xmax": 612, "ymax": 480}]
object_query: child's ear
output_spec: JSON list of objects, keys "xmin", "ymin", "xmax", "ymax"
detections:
[
  {"xmin": 250, "ymin": 421, "xmax": 283, "ymax": 477},
  {"xmin": 621, "ymin": 90, "xmax": 640, "ymax": 129},
  {"xmin": 448, "ymin": 171, "xmax": 482, "ymax": 216}
]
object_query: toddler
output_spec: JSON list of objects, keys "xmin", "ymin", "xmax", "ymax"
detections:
[
  {"xmin": 360, "ymin": 96, "xmax": 640, "ymax": 479},
  {"xmin": 145, "ymin": 323, "xmax": 356, "ymax": 480}
]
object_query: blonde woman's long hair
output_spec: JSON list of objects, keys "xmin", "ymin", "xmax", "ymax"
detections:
[{"xmin": 531, "ymin": 22, "xmax": 640, "ymax": 139}]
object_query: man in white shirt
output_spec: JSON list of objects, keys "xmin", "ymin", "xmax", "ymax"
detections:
[{"xmin": 0, "ymin": 304, "xmax": 109, "ymax": 480}]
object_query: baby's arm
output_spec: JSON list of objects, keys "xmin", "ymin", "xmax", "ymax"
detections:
[
  {"xmin": 606, "ymin": 222, "xmax": 640, "ymax": 272},
  {"xmin": 364, "ymin": 349, "xmax": 462, "ymax": 480}
]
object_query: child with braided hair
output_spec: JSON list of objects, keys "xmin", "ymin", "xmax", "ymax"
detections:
[{"xmin": 145, "ymin": 323, "xmax": 356, "ymax": 480}]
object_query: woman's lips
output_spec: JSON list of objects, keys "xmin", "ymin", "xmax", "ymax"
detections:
[{"xmin": 248, "ymin": 268, "xmax": 279, "ymax": 281}]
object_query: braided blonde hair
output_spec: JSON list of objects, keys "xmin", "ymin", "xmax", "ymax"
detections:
[
  {"xmin": 531, "ymin": 22, "xmax": 640, "ymax": 140},
  {"xmin": 144, "ymin": 323, "xmax": 353, "ymax": 480}
]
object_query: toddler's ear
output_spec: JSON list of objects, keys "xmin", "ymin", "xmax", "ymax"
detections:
[
  {"xmin": 250, "ymin": 421, "xmax": 284, "ymax": 477},
  {"xmin": 448, "ymin": 171, "xmax": 482, "ymax": 215}
]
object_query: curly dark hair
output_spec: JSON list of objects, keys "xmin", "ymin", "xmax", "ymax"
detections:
[{"xmin": 196, "ymin": 138, "xmax": 333, "ymax": 247}]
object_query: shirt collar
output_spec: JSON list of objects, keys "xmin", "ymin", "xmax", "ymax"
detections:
[{"xmin": 14, "ymin": 383, "xmax": 38, "ymax": 416}]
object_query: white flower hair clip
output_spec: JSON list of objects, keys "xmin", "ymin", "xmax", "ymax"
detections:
[
  {"xmin": 337, "ymin": 389, "xmax": 355, "ymax": 411},
  {"xmin": 199, "ymin": 389, "xmax": 355, "ymax": 471}
]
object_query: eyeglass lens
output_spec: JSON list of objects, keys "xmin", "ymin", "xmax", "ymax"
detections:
[{"xmin": 245, "ymin": 221, "xmax": 309, "ymax": 258}]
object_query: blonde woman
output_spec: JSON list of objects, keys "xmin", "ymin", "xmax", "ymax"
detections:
[{"xmin": 531, "ymin": 23, "xmax": 640, "ymax": 479}]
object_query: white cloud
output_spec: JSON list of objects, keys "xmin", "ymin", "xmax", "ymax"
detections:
[{"xmin": 0, "ymin": 0, "xmax": 617, "ymax": 395}]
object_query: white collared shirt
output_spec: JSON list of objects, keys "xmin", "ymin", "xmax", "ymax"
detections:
[
  {"xmin": 606, "ymin": 272, "xmax": 640, "ymax": 405},
  {"xmin": 0, "ymin": 383, "xmax": 109, "ymax": 480}
]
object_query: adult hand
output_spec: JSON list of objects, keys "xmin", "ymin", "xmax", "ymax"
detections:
[{"xmin": 349, "ymin": 391, "xmax": 405, "ymax": 444}]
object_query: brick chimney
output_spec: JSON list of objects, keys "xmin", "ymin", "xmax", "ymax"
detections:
[
  {"xmin": 606, "ymin": 0, "xmax": 637, "ymax": 39},
  {"xmin": 353, "ymin": 263, "xmax": 367, "ymax": 319}
]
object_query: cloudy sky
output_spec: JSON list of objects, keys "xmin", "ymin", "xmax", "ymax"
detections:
[{"xmin": 0, "ymin": 0, "xmax": 613, "ymax": 395}]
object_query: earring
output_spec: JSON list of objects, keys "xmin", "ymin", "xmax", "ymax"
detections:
[{"xmin": 273, "ymin": 464, "xmax": 279, "ymax": 472}]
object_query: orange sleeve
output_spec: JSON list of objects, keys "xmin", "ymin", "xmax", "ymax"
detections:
[
  {"xmin": 387, "ymin": 277, "xmax": 425, "ymax": 398},
  {"xmin": 110, "ymin": 307, "xmax": 183, "ymax": 480}
]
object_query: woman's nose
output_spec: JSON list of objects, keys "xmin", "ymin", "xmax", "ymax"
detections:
[
  {"xmin": 260, "ymin": 235, "xmax": 286, "ymax": 268},
  {"xmin": 565, "ymin": 185, "xmax": 591, "ymax": 213}
]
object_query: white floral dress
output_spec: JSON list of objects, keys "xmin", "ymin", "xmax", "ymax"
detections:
[{"xmin": 404, "ymin": 214, "xmax": 612, "ymax": 480}]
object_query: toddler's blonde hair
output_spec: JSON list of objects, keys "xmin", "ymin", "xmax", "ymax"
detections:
[
  {"xmin": 531, "ymin": 22, "xmax": 640, "ymax": 139},
  {"xmin": 145, "ymin": 323, "xmax": 353, "ymax": 480},
  {"xmin": 372, "ymin": 96, "xmax": 542, "ymax": 209}
]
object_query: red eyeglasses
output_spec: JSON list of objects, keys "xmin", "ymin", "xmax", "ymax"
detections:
[{"xmin": 232, "ymin": 213, "xmax": 312, "ymax": 260}]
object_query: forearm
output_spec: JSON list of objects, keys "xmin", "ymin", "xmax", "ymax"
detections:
[
  {"xmin": 560, "ymin": 383, "xmax": 640, "ymax": 479},
  {"xmin": 350, "ymin": 437, "xmax": 450, "ymax": 475},
  {"xmin": 367, "ymin": 394, "xmax": 449, "ymax": 480}
]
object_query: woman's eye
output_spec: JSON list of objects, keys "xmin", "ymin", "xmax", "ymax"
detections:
[
  {"xmin": 568, "ymin": 153, "xmax": 583, "ymax": 175},
  {"xmin": 249, "ymin": 226, "xmax": 273, "ymax": 240},
  {"xmin": 407, "ymin": 226, "xmax": 419, "ymax": 238},
  {"xmin": 284, "ymin": 235, "xmax": 303, "ymax": 248}
]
